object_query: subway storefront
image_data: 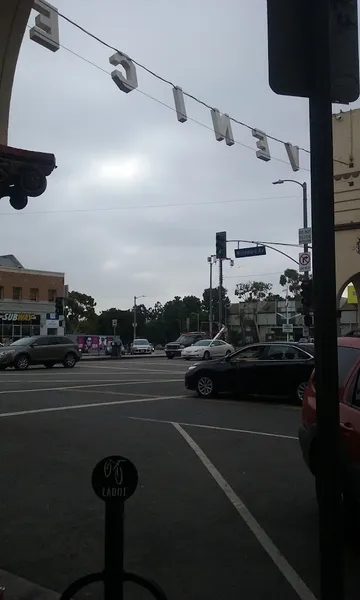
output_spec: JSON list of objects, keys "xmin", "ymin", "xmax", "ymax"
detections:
[{"xmin": 0, "ymin": 312, "xmax": 41, "ymax": 342}]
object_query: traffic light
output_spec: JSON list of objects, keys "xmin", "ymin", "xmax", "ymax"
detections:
[
  {"xmin": 55, "ymin": 297, "xmax": 64, "ymax": 315},
  {"xmin": 216, "ymin": 231, "xmax": 227, "ymax": 259},
  {"xmin": 300, "ymin": 279, "xmax": 313, "ymax": 312},
  {"xmin": 266, "ymin": 0, "xmax": 359, "ymax": 103}
]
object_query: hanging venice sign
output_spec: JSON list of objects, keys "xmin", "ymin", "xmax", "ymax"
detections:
[{"xmin": 29, "ymin": 0, "xmax": 301, "ymax": 172}]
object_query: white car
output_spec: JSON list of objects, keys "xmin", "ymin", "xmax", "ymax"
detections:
[
  {"xmin": 131, "ymin": 338, "xmax": 152, "ymax": 354},
  {"xmin": 181, "ymin": 339, "xmax": 234, "ymax": 361}
]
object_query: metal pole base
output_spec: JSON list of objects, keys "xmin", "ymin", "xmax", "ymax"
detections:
[{"xmin": 60, "ymin": 570, "xmax": 169, "ymax": 600}]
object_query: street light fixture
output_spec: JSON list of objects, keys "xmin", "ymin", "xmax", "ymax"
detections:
[
  {"xmin": 272, "ymin": 178, "xmax": 310, "ymax": 336},
  {"xmin": 133, "ymin": 294, "xmax": 146, "ymax": 341}
]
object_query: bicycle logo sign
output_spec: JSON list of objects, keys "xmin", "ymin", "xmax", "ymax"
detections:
[{"xmin": 92, "ymin": 455, "xmax": 139, "ymax": 503}]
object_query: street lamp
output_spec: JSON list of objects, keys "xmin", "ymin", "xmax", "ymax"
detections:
[
  {"xmin": 273, "ymin": 178, "xmax": 310, "ymax": 335},
  {"xmin": 133, "ymin": 295, "xmax": 146, "ymax": 341}
]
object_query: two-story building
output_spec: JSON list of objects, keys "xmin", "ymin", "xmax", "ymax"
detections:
[{"xmin": 0, "ymin": 254, "xmax": 66, "ymax": 341}]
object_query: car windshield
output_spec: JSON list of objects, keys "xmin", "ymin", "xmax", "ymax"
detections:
[
  {"xmin": 10, "ymin": 337, "xmax": 32, "ymax": 346},
  {"xmin": 193, "ymin": 340, "xmax": 211, "ymax": 347},
  {"xmin": 176, "ymin": 335, "xmax": 199, "ymax": 345},
  {"xmin": 134, "ymin": 339, "xmax": 148, "ymax": 345}
]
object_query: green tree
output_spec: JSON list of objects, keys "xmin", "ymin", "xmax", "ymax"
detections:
[
  {"xmin": 65, "ymin": 291, "xmax": 97, "ymax": 333},
  {"xmin": 235, "ymin": 281, "xmax": 273, "ymax": 302},
  {"xmin": 279, "ymin": 269, "xmax": 302, "ymax": 298},
  {"xmin": 97, "ymin": 308, "xmax": 133, "ymax": 341},
  {"xmin": 202, "ymin": 286, "xmax": 231, "ymax": 323}
]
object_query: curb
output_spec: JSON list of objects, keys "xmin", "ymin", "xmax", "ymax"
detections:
[
  {"xmin": 81, "ymin": 353, "xmax": 166, "ymax": 362},
  {"xmin": 0, "ymin": 569, "xmax": 59, "ymax": 600}
]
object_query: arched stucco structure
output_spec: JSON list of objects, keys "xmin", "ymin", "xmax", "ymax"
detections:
[
  {"xmin": 0, "ymin": 0, "xmax": 33, "ymax": 145},
  {"xmin": 333, "ymin": 108, "xmax": 360, "ymax": 320}
]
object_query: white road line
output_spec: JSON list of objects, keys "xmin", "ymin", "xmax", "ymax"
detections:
[
  {"xmin": 80, "ymin": 364, "xmax": 186, "ymax": 373},
  {"xmin": 172, "ymin": 423, "xmax": 315, "ymax": 600},
  {"xmin": 72, "ymin": 389, "xmax": 161, "ymax": 398},
  {"xmin": 0, "ymin": 395, "xmax": 185, "ymax": 419},
  {"xmin": 0, "ymin": 378, "xmax": 183, "ymax": 395},
  {"xmin": 126, "ymin": 415, "xmax": 297, "ymax": 440}
]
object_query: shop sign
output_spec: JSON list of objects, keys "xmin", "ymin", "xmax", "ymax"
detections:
[{"xmin": 0, "ymin": 313, "xmax": 40, "ymax": 324}]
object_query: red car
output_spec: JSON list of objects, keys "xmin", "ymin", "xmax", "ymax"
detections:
[{"xmin": 299, "ymin": 337, "xmax": 360, "ymax": 524}]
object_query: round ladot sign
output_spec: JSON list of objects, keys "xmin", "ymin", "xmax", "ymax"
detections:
[{"xmin": 92, "ymin": 456, "xmax": 138, "ymax": 502}]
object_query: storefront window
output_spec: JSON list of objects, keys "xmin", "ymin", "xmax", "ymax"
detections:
[{"xmin": 22, "ymin": 325, "xmax": 31, "ymax": 337}]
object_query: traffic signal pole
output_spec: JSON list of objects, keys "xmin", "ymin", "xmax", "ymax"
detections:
[
  {"xmin": 218, "ymin": 258, "xmax": 223, "ymax": 325},
  {"xmin": 309, "ymin": 1, "xmax": 343, "ymax": 598}
]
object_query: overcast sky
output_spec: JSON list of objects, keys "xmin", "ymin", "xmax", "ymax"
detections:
[{"xmin": 3, "ymin": 0, "xmax": 354, "ymax": 310}]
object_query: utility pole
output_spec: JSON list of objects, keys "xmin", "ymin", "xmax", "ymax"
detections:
[
  {"xmin": 133, "ymin": 296, "xmax": 137, "ymax": 341},
  {"xmin": 218, "ymin": 258, "xmax": 223, "ymax": 326},
  {"xmin": 208, "ymin": 255, "xmax": 216, "ymax": 337},
  {"xmin": 133, "ymin": 294, "xmax": 146, "ymax": 341}
]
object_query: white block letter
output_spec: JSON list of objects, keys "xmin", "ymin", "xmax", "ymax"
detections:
[
  {"xmin": 173, "ymin": 87, "xmax": 187, "ymax": 123},
  {"xmin": 109, "ymin": 52, "xmax": 138, "ymax": 94},
  {"xmin": 284, "ymin": 142, "xmax": 300, "ymax": 172},
  {"xmin": 252, "ymin": 129, "xmax": 271, "ymax": 162},
  {"xmin": 210, "ymin": 109, "xmax": 235, "ymax": 146},
  {"xmin": 29, "ymin": 0, "xmax": 60, "ymax": 52}
]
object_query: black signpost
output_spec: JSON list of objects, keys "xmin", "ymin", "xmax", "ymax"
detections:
[{"xmin": 60, "ymin": 456, "xmax": 168, "ymax": 600}]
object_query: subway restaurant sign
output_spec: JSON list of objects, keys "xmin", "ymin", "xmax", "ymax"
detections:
[
  {"xmin": 0, "ymin": 313, "xmax": 40, "ymax": 324},
  {"xmin": 28, "ymin": 1, "xmax": 301, "ymax": 172}
]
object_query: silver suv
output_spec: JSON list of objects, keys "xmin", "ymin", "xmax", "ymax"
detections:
[{"xmin": 0, "ymin": 335, "xmax": 81, "ymax": 371}]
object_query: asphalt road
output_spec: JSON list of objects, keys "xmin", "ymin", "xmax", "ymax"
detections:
[{"xmin": 0, "ymin": 358, "xmax": 359, "ymax": 600}]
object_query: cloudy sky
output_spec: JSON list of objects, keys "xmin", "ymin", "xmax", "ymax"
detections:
[{"xmin": 3, "ymin": 0, "xmax": 353, "ymax": 310}]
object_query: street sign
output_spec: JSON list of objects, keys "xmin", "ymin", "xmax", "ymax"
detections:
[
  {"xmin": 234, "ymin": 245, "xmax": 266, "ymax": 258},
  {"xmin": 298, "ymin": 227, "xmax": 312, "ymax": 245},
  {"xmin": 299, "ymin": 251, "xmax": 311, "ymax": 272},
  {"xmin": 282, "ymin": 323, "xmax": 293, "ymax": 333},
  {"xmin": 112, "ymin": 319, "xmax": 117, "ymax": 327}
]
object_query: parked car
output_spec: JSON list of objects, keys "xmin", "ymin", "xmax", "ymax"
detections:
[
  {"xmin": 131, "ymin": 339, "xmax": 152, "ymax": 355},
  {"xmin": 0, "ymin": 335, "xmax": 81, "ymax": 370},
  {"xmin": 165, "ymin": 332, "xmax": 207, "ymax": 359},
  {"xmin": 181, "ymin": 339, "xmax": 234, "ymax": 361},
  {"xmin": 185, "ymin": 341, "xmax": 315, "ymax": 402},
  {"xmin": 299, "ymin": 337, "xmax": 360, "ymax": 525}
]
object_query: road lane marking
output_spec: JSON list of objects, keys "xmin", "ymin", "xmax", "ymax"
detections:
[
  {"xmin": 126, "ymin": 416, "xmax": 297, "ymax": 440},
  {"xmin": 173, "ymin": 423, "xmax": 315, "ymax": 600},
  {"xmin": 80, "ymin": 365, "xmax": 187, "ymax": 374},
  {"xmin": 72, "ymin": 389, "xmax": 161, "ymax": 398},
  {"xmin": 0, "ymin": 378, "xmax": 183, "ymax": 395},
  {"xmin": 0, "ymin": 395, "xmax": 185, "ymax": 419}
]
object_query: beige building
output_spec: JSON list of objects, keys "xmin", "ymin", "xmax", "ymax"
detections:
[
  {"xmin": 0, "ymin": 255, "xmax": 66, "ymax": 341},
  {"xmin": 333, "ymin": 109, "xmax": 360, "ymax": 310}
]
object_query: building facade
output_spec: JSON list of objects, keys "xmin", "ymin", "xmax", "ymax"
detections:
[
  {"xmin": 0, "ymin": 255, "xmax": 66, "ymax": 341},
  {"xmin": 228, "ymin": 298, "xmax": 357, "ymax": 344}
]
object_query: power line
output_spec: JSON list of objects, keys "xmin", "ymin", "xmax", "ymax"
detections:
[
  {"xmin": 0, "ymin": 194, "xmax": 301, "ymax": 217},
  {"xmin": 33, "ymin": 33, "xmax": 297, "ymax": 169},
  {"xmin": 55, "ymin": 11, "xmax": 348, "ymax": 167},
  {"xmin": 224, "ymin": 271, "xmax": 283, "ymax": 279}
]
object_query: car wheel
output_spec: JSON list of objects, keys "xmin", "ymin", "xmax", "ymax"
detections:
[
  {"xmin": 63, "ymin": 352, "xmax": 76, "ymax": 368},
  {"xmin": 295, "ymin": 381, "xmax": 307, "ymax": 404},
  {"xmin": 197, "ymin": 375, "xmax": 216, "ymax": 398},
  {"xmin": 185, "ymin": 357, "xmax": 190, "ymax": 361},
  {"xmin": 167, "ymin": 355, "xmax": 174, "ymax": 359},
  {"xmin": 14, "ymin": 354, "xmax": 29, "ymax": 370},
  {"xmin": 203, "ymin": 351, "xmax": 211, "ymax": 361},
  {"xmin": 44, "ymin": 362, "xmax": 55, "ymax": 368}
]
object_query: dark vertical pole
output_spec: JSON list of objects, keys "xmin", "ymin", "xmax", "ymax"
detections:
[
  {"xmin": 104, "ymin": 503, "xmax": 124, "ymax": 600},
  {"xmin": 309, "ymin": 1, "xmax": 343, "ymax": 598},
  {"xmin": 218, "ymin": 259, "xmax": 223, "ymax": 325}
]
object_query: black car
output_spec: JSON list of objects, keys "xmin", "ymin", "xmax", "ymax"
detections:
[
  {"xmin": 165, "ymin": 332, "xmax": 207, "ymax": 359},
  {"xmin": 184, "ymin": 342, "xmax": 315, "ymax": 403}
]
